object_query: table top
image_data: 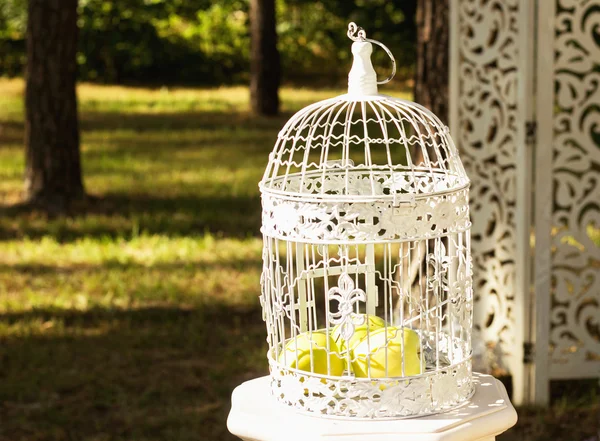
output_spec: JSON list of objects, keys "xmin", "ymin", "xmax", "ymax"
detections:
[{"xmin": 227, "ymin": 372, "xmax": 517, "ymax": 441}]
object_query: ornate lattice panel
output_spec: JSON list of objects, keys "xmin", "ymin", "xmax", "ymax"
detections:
[
  {"xmin": 452, "ymin": 0, "xmax": 600, "ymax": 404},
  {"xmin": 450, "ymin": 0, "xmax": 524, "ymax": 394},
  {"xmin": 539, "ymin": 0, "xmax": 600, "ymax": 380}
]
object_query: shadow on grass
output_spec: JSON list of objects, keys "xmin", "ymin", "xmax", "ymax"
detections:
[
  {"xmin": 0, "ymin": 256, "xmax": 263, "ymax": 276},
  {"xmin": 0, "ymin": 120, "xmax": 24, "ymax": 145},
  {"xmin": 2, "ymin": 110, "xmax": 293, "ymax": 134},
  {"xmin": 0, "ymin": 192, "xmax": 261, "ymax": 241},
  {"xmin": 498, "ymin": 399, "xmax": 599, "ymax": 441},
  {"xmin": 78, "ymin": 110, "xmax": 295, "ymax": 132},
  {"xmin": 0, "ymin": 303, "xmax": 267, "ymax": 441}
]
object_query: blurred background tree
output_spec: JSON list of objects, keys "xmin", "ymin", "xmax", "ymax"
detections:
[
  {"xmin": 25, "ymin": 0, "xmax": 84, "ymax": 212},
  {"xmin": 250, "ymin": 0, "xmax": 280, "ymax": 115},
  {"xmin": 0, "ymin": 0, "xmax": 417, "ymax": 87},
  {"xmin": 414, "ymin": 0, "xmax": 449, "ymax": 123}
]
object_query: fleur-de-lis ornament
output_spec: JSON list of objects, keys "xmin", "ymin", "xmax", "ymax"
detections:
[{"xmin": 327, "ymin": 273, "xmax": 366, "ymax": 341}]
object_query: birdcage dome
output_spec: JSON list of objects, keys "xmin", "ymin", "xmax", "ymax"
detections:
[
  {"xmin": 261, "ymin": 95, "xmax": 468, "ymax": 199},
  {"xmin": 260, "ymin": 95, "xmax": 470, "ymax": 244},
  {"xmin": 258, "ymin": 23, "xmax": 474, "ymax": 419}
]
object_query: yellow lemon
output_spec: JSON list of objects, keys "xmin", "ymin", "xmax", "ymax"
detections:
[
  {"xmin": 351, "ymin": 326, "xmax": 423, "ymax": 378},
  {"xmin": 278, "ymin": 331, "xmax": 345, "ymax": 376},
  {"xmin": 332, "ymin": 314, "xmax": 387, "ymax": 352}
]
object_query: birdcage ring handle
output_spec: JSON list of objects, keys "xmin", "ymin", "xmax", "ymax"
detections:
[{"xmin": 347, "ymin": 22, "xmax": 396, "ymax": 85}]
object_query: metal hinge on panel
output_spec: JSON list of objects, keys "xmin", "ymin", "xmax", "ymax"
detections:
[
  {"xmin": 525, "ymin": 121, "xmax": 537, "ymax": 145},
  {"xmin": 523, "ymin": 342, "xmax": 535, "ymax": 364}
]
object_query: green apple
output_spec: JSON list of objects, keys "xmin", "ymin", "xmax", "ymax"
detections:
[
  {"xmin": 278, "ymin": 331, "xmax": 345, "ymax": 376},
  {"xmin": 351, "ymin": 326, "xmax": 423, "ymax": 378},
  {"xmin": 331, "ymin": 314, "xmax": 387, "ymax": 352}
]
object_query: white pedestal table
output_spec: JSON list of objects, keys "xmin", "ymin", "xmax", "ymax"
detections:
[{"xmin": 228, "ymin": 373, "xmax": 517, "ymax": 441}]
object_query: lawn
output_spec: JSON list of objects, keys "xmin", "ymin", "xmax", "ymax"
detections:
[{"xmin": 0, "ymin": 78, "xmax": 597, "ymax": 441}]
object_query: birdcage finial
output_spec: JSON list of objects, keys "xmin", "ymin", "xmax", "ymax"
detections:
[
  {"xmin": 347, "ymin": 22, "xmax": 367, "ymax": 41},
  {"xmin": 347, "ymin": 23, "xmax": 396, "ymax": 96}
]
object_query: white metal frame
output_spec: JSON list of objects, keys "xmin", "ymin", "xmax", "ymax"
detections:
[
  {"xmin": 533, "ymin": 0, "xmax": 555, "ymax": 406},
  {"xmin": 259, "ymin": 23, "xmax": 476, "ymax": 418}
]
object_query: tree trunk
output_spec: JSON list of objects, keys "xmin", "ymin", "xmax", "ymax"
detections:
[
  {"xmin": 25, "ymin": 0, "xmax": 84, "ymax": 212},
  {"xmin": 414, "ymin": 0, "xmax": 449, "ymax": 124},
  {"xmin": 250, "ymin": 0, "xmax": 280, "ymax": 116}
]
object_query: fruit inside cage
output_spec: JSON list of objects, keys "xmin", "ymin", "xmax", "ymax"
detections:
[
  {"xmin": 262, "ymin": 239, "xmax": 472, "ymax": 382},
  {"xmin": 277, "ymin": 319, "xmax": 425, "ymax": 378}
]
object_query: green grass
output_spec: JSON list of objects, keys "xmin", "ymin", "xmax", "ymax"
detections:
[
  {"xmin": 0, "ymin": 78, "xmax": 404, "ymax": 441},
  {"xmin": 0, "ymin": 78, "xmax": 598, "ymax": 441}
]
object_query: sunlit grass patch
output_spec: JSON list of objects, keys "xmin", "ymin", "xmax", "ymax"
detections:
[{"xmin": 0, "ymin": 234, "xmax": 262, "ymax": 311}]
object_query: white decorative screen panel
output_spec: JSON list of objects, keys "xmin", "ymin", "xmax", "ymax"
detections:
[
  {"xmin": 450, "ymin": 0, "xmax": 527, "ymax": 402},
  {"xmin": 544, "ymin": 0, "xmax": 600, "ymax": 379},
  {"xmin": 452, "ymin": 0, "xmax": 600, "ymax": 404}
]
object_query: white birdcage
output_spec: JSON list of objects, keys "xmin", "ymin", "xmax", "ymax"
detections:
[{"xmin": 258, "ymin": 23, "xmax": 474, "ymax": 419}]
